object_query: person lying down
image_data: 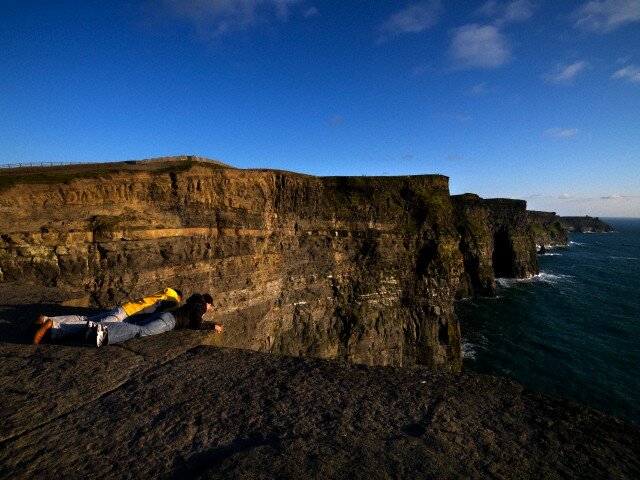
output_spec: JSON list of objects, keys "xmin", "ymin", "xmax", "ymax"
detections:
[{"xmin": 33, "ymin": 289, "xmax": 222, "ymax": 347}]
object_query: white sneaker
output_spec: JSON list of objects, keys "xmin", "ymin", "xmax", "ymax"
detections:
[
  {"xmin": 85, "ymin": 321, "xmax": 98, "ymax": 342},
  {"xmin": 95, "ymin": 324, "xmax": 108, "ymax": 348}
]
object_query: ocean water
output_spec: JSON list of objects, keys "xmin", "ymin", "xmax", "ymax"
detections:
[{"xmin": 457, "ymin": 218, "xmax": 640, "ymax": 425}]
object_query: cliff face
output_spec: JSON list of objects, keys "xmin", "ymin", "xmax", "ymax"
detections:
[
  {"xmin": 0, "ymin": 159, "xmax": 567, "ymax": 370},
  {"xmin": 560, "ymin": 216, "xmax": 614, "ymax": 233},
  {"xmin": 451, "ymin": 194, "xmax": 541, "ymax": 298},
  {"xmin": 0, "ymin": 161, "xmax": 464, "ymax": 370},
  {"xmin": 527, "ymin": 211, "xmax": 568, "ymax": 247}
]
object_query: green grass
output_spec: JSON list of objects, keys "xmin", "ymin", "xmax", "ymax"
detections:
[{"xmin": 0, "ymin": 161, "xmax": 200, "ymax": 194}]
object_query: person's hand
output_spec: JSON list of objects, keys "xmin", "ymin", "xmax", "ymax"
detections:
[{"xmin": 214, "ymin": 325, "xmax": 223, "ymax": 333}]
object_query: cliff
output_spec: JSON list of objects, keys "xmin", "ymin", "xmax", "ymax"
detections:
[
  {"xmin": 527, "ymin": 210, "xmax": 568, "ymax": 247},
  {"xmin": 451, "ymin": 194, "xmax": 541, "ymax": 298},
  {"xmin": 560, "ymin": 216, "xmax": 614, "ymax": 233},
  {"xmin": 0, "ymin": 159, "xmax": 463, "ymax": 370},
  {"xmin": 0, "ymin": 158, "xmax": 560, "ymax": 371}
]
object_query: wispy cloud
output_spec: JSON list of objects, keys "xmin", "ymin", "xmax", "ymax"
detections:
[
  {"xmin": 601, "ymin": 194, "xmax": 622, "ymax": 199},
  {"xmin": 477, "ymin": 0, "xmax": 535, "ymax": 24},
  {"xmin": 377, "ymin": 1, "xmax": 442, "ymax": 43},
  {"xmin": 612, "ymin": 64, "xmax": 640, "ymax": 82},
  {"xmin": 546, "ymin": 128, "xmax": 580, "ymax": 138},
  {"xmin": 476, "ymin": 1, "xmax": 499, "ymax": 17},
  {"xmin": 156, "ymin": 0, "xmax": 309, "ymax": 37},
  {"xmin": 559, "ymin": 193, "xmax": 572, "ymax": 199},
  {"xmin": 543, "ymin": 61, "xmax": 589, "ymax": 84},
  {"xmin": 443, "ymin": 154, "xmax": 461, "ymax": 161},
  {"xmin": 469, "ymin": 82, "xmax": 489, "ymax": 95},
  {"xmin": 303, "ymin": 6, "xmax": 320, "ymax": 18},
  {"xmin": 449, "ymin": 24, "xmax": 511, "ymax": 69},
  {"xmin": 410, "ymin": 65, "xmax": 430, "ymax": 77},
  {"xmin": 503, "ymin": 0, "xmax": 535, "ymax": 22},
  {"xmin": 572, "ymin": 0, "xmax": 640, "ymax": 33}
]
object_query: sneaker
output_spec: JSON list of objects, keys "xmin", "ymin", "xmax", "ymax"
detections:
[
  {"xmin": 30, "ymin": 315, "xmax": 48, "ymax": 337},
  {"xmin": 85, "ymin": 321, "xmax": 98, "ymax": 342},
  {"xmin": 95, "ymin": 324, "xmax": 108, "ymax": 348},
  {"xmin": 33, "ymin": 319, "xmax": 53, "ymax": 345}
]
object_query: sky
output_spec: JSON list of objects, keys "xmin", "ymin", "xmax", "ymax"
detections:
[{"xmin": 1, "ymin": 0, "xmax": 639, "ymax": 216}]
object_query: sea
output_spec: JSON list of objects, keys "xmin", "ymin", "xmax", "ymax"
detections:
[{"xmin": 457, "ymin": 218, "xmax": 640, "ymax": 425}]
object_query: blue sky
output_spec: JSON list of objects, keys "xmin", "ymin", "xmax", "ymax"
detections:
[{"xmin": 1, "ymin": 0, "xmax": 639, "ymax": 216}]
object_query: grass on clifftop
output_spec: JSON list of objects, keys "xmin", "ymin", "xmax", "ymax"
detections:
[{"xmin": 0, "ymin": 161, "xmax": 202, "ymax": 193}]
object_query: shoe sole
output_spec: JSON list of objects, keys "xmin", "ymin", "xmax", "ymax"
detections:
[
  {"xmin": 33, "ymin": 319, "xmax": 53, "ymax": 345},
  {"xmin": 96, "ymin": 324, "xmax": 108, "ymax": 347}
]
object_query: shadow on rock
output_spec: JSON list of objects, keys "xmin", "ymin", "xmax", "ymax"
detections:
[
  {"xmin": 0, "ymin": 303, "xmax": 102, "ymax": 344},
  {"xmin": 169, "ymin": 434, "xmax": 282, "ymax": 479}
]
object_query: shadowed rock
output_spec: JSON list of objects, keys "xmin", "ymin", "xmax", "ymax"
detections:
[{"xmin": 0, "ymin": 327, "xmax": 638, "ymax": 479}]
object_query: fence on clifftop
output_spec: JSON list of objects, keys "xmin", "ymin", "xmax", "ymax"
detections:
[{"xmin": 0, "ymin": 162, "xmax": 76, "ymax": 169}]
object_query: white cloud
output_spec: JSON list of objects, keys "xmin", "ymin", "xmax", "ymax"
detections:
[
  {"xmin": 443, "ymin": 154, "xmax": 461, "ymax": 161},
  {"xmin": 449, "ymin": 24, "xmax": 511, "ymax": 69},
  {"xmin": 601, "ymin": 194, "xmax": 622, "ymax": 199},
  {"xmin": 477, "ymin": 0, "xmax": 534, "ymax": 24},
  {"xmin": 378, "ymin": 1, "xmax": 442, "ymax": 42},
  {"xmin": 158, "ymin": 0, "xmax": 308, "ymax": 37},
  {"xmin": 503, "ymin": 0, "xmax": 534, "ymax": 22},
  {"xmin": 303, "ymin": 6, "xmax": 320, "ymax": 18},
  {"xmin": 477, "ymin": 1, "xmax": 499, "ymax": 17},
  {"xmin": 469, "ymin": 82, "xmax": 489, "ymax": 95},
  {"xmin": 612, "ymin": 64, "xmax": 640, "ymax": 82},
  {"xmin": 543, "ymin": 61, "xmax": 589, "ymax": 84},
  {"xmin": 560, "ymin": 193, "xmax": 572, "ymax": 199},
  {"xmin": 573, "ymin": 0, "xmax": 640, "ymax": 33},
  {"xmin": 545, "ymin": 128, "xmax": 580, "ymax": 138}
]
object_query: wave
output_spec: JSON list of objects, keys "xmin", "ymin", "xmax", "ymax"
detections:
[
  {"xmin": 543, "ymin": 253, "xmax": 563, "ymax": 256},
  {"xmin": 462, "ymin": 341, "xmax": 478, "ymax": 360},
  {"xmin": 538, "ymin": 272, "xmax": 573, "ymax": 283},
  {"xmin": 568, "ymin": 241, "xmax": 585, "ymax": 247},
  {"xmin": 497, "ymin": 272, "xmax": 573, "ymax": 287},
  {"xmin": 609, "ymin": 256, "xmax": 638, "ymax": 260}
]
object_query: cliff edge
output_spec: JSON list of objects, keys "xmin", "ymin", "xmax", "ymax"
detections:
[{"xmin": 0, "ymin": 158, "xmax": 560, "ymax": 371}]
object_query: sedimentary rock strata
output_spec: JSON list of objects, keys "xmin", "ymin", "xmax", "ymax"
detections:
[{"xmin": 0, "ymin": 158, "xmax": 563, "ymax": 370}]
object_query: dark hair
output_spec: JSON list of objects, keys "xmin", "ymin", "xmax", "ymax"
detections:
[
  {"xmin": 203, "ymin": 293, "xmax": 213, "ymax": 304},
  {"xmin": 174, "ymin": 289, "xmax": 183, "ymax": 299}
]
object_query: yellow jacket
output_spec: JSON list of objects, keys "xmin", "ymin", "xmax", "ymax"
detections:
[{"xmin": 121, "ymin": 288, "xmax": 181, "ymax": 317}]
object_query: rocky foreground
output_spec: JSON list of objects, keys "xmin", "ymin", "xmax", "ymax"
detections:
[{"xmin": 1, "ymin": 304, "xmax": 639, "ymax": 479}]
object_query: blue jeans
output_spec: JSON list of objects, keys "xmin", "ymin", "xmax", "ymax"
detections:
[
  {"xmin": 50, "ymin": 307, "xmax": 128, "ymax": 340},
  {"xmin": 102, "ymin": 312, "xmax": 176, "ymax": 345}
]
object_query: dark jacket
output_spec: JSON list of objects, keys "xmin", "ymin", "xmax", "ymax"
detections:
[{"xmin": 172, "ymin": 294, "xmax": 215, "ymax": 330}]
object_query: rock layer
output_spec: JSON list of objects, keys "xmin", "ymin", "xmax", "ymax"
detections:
[
  {"xmin": 0, "ymin": 158, "xmax": 563, "ymax": 370},
  {"xmin": 451, "ymin": 194, "xmax": 542, "ymax": 298}
]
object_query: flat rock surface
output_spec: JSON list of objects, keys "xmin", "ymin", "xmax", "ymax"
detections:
[{"xmin": 1, "ymin": 304, "xmax": 639, "ymax": 479}]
